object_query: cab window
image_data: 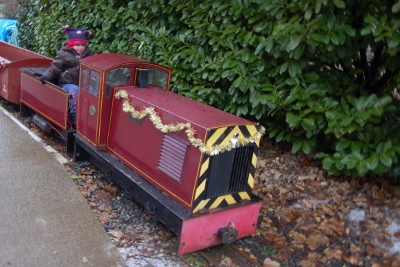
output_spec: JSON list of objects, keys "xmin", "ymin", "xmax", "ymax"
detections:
[
  {"xmin": 89, "ymin": 71, "xmax": 100, "ymax": 97},
  {"xmin": 81, "ymin": 68, "xmax": 88, "ymax": 91},
  {"xmin": 105, "ymin": 67, "xmax": 131, "ymax": 97}
]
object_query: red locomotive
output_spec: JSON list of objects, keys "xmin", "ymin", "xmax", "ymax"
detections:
[{"xmin": 1, "ymin": 41, "xmax": 265, "ymax": 255}]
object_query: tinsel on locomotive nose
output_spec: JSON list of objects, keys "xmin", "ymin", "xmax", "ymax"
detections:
[{"xmin": 115, "ymin": 89, "xmax": 265, "ymax": 156}]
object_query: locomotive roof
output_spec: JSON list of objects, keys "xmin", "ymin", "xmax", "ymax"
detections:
[
  {"xmin": 118, "ymin": 87, "xmax": 254, "ymax": 129},
  {"xmin": 80, "ymin": 53, "xmax": 169, "ymax": 70}
]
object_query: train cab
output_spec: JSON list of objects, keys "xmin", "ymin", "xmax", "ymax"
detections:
[{"xmin": 76, "ymin": 53, "xmax": 171, "ymax": 150}]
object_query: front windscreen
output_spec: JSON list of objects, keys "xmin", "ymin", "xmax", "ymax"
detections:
[{"xmin": 148, "ymin": 67, "xmax": 169, "ymax": 90}]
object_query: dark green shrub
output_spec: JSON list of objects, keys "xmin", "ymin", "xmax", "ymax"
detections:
[{"xmin": 15, "ymin": 0, "xmax": 400, "ymax": 178}]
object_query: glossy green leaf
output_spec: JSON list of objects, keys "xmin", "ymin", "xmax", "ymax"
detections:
[
  {"xmin": 292, "ymin": 140, "xmax": 302, "ymax": 153},
  {"xmin": 366, "ymin": 154, "xmax": 379, "ymax": 170},
  {"xmin": 393, "ymin": 2, "xmax": 400, "ymax": 13},
  {"xmin": 288, "ymin": 36, "xmax": 302, "ymax": 51},
  {"xmin": 286, "ymin": 112, "xmax": 302, "ymax": 128},
  {"xmin": 302, "ymin": 141, "xmax": 311, "ymax": 154},
  {"xmin": 336, "ymin": 139, "xmax": 350, "ymax": 150},
  {"xmin": 304, "ymin": 8, "xmax": 313, "ymax": 21},
  {"xmin": 361, "ymin": 25, "xmax": 374, "ymax": 36},
  {"xmin": 341, "ymin": 155, "xmax": 358, "ymax": 169},
  {"xmin": 343, "ymin": 25, "xmax": 356, "ymax": 37},
  {"xmin": 380, "ymin": 153, "xmax": 393, "ymax": 167},
  {"xmin": 302, "ymin": 117, "xmax": 315, "ymax": 127},
  {"xmin": 276, "ymin": 131, "xmax": 285, "ymax": 142},
  {"xmin": 333, "ymin": 0, "xmax": 345, "ymax": 9}
]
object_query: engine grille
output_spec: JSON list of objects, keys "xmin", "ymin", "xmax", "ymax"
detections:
[
  {"xmin": 229, "ymin": 145, "xmax": 254, "ymax": 192},
  {"xmin": 205, "ymin": 145, "xmax": 254, "ymax": 198}
]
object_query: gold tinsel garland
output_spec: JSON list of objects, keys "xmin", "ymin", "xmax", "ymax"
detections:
[{"xmin": 115, "ymin": 90, "xmax": 265, "ymax": 156}]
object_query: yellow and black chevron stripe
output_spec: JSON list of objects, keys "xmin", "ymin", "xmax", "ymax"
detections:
[{"xmin": 192, "ymin": 124, "xmax": 261, "ymax": 214}]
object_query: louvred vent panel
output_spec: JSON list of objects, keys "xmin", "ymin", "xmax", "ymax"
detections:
[{"xmin": 158, "ymin": 134, "xmax": 188, "ymax": 182}]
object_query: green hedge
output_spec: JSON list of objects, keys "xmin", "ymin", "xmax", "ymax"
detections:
[{"xmin": 16, "ymin": 0, "xmax": 400, "ymax": 178}]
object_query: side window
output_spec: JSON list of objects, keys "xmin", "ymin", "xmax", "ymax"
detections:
[
  {"xmin": 148, "ymin": 67, "xmax": 169, "ymax": 90},
  {"xmin": 81, "ymin": 68, "xmax": 88, "ymax": 91},
  {"xmin": 89, "ymin": 71, "xmax": 100, "ymax": 97},
  {"xmin": 105, "ymin": 67, "xmax": 131, "ymax": 97}
]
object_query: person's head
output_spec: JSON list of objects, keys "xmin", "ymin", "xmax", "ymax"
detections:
[{"xmin": 62, "ymin": 25, "xmax": 92, "ymax": 53}]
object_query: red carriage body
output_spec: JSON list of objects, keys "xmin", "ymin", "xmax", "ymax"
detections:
[{"xmin": 0, "ymin": 41, "xmax": 52, "ymax": 104}]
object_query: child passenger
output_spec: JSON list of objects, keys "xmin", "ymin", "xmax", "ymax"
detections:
[{"xmin": 39, "ymin": 25, "xmax": 93, "ymax": 127}]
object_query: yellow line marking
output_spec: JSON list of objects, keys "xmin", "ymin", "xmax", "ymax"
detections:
[
  {"xmin": 199, "ymin": 158, "xmax": 209, "ymax": 177},
  {"xmin": 252, "ymin": 153, "xmax": 257, "ymax": 168},
  {"xmin": 239, "ymin": 191, "xmax": 251, "ymax": 200},
  {"xmin": 247, "ymin": 173, "xmax": 254, "ymax": 188},
  {"xmin": 210, "ymin": 195, "xmax": 236, "ymax": 209},
  {"xmin": 195, "ymin": 179, "xmax": 206, "ymax": 200},
  {"xmin": 206, "ymin": 127, "xmax": 227, "ymax": 147},
  {"xmin": 193, "ymin": 199, "xmax": 210, "ymax": 213}
]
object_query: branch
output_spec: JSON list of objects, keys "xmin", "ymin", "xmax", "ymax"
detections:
[
  {"xmin": 353, "ymin": 60, "xmax": 364, "ymax": 89},
  {"xmin": 369, "ymin": 42, "xmax": 384, "ymax": 82},
  {"xmin": 369, "ymin": 70, "xmax": 393, "ymax": 94},
  {"xmin": 359, "ymin": 47, "xmax": 371, "ymax": 86},
  {"xmin": 339, "ymin": 59, "xmax": 350, "ymax": 74}
]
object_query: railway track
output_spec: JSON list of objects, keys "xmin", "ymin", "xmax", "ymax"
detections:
[{"xmin": 196, "ymin": 243, "xmax": 262, "ymax": 267}]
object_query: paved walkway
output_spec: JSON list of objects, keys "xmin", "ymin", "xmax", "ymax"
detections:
[{"xmin": 0, "ymin": 107, "xmax": 125, "ymax": 266}]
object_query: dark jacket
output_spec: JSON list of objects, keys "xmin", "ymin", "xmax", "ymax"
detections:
[{"xmin": 41, "ymin": 43, "xmax": 93, "ymax": 87}]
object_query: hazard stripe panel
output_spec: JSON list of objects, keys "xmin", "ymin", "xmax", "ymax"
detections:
[{"xmin": 192, "ymin": 124, "xmax": 261, "ymax": 213}]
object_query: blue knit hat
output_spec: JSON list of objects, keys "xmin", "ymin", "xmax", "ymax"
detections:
[{"xmin": 62, "ymin": 25, "xmax": 92, "ymax": 47}]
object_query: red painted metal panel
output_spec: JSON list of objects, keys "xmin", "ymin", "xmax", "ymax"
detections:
[
  {"xmin": 178, "ymin": 202, "xmax": 261, "ymax": 255},
  {"xmin": 0, "ymin": 41, "xmax": 52, "ymax": 104},
  {"xmin": 115, "ymin": 86, "xmax": 252, "ymax": 130},
  {"xmin": 20, "ymin": 73, "xmax": 69, "ymax": 130},
  {"xmin": 76, "ymin": 96, "xmax": 99, "ymax": 146},
  {"xmin": 0, "ymin": 59, "xmax": 52, "ymax": 104},
  {"xmin": 107, "ymin": 89, "xmax": 204, "ymax": 209},
  {"xmin": 0, "ymin": 41, "xmax": 52, "ymax": 61},
  {"xmin": 97, "ymin": 85, "xmax": 114, "ymax": 148},
  {"xmin": 107, "ymin": 87, "xmax": 258, "ymax": 210},
  {"xmin": 76, "ymin": 68, "xmax": 101, "ymax": 148}
]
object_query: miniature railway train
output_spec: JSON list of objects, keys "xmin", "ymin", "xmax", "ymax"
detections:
[{"xmin": 0, "ymin": 41, "xmax": 265, "ymax": 255}]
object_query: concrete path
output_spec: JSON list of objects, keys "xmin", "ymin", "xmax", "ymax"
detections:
[{"xmin": 0, "ymin": 108, "xmax": 125, "ymax": 266}]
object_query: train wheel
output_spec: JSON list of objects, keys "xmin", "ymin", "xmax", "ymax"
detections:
[
  {"xmin": 104, "ymin": 169, "xmax": 112, "ymax": 183},
  {"xmin": 145, "ymin": 201, "xmax": 158, "ymax": 222},
  {"xmin": 123, "ymin": 186, "xmax": 133, "ymax": 199}
]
